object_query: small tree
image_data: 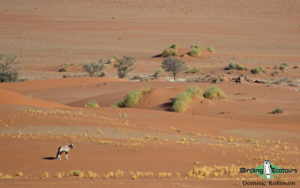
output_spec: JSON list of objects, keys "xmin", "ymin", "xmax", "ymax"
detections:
[
  {"xmin": 0, "ymin": 54, "xmax": 19, "ymax": 82},
  {"xmin": 161, "ymin": 57, "xmax": 186, "ymax": 81},
  {"xmin": 114, "ymin": 56, "xmax": 135, "ymax": 78},
  {"xmin": 83, "ymin": 58, "xmax": 106, "ymax": 77}
]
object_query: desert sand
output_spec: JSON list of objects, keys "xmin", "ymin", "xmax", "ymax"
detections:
[{"xmin": 0, "ymin": 0, "xmax": 300, "ymax": 187}]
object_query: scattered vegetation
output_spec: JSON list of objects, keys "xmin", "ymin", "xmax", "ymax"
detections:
[
  {"xmin": 188, "ymin": 48, "xmax": 201, "ymax": 57},
  {"xmin": 251, "ymin": 66, "xmax": 265, "ymax": 74},
  {"xmin": 41, "ymin": 172, "xmax": 49, "ymax": 179},
  {"xmin": 172, "ymin": 86, "xmax": 202, "ymax": 112},
  {"xmin": 117, "ymin": 87, "xmax": 151, "ymax": 108},
  {"xmin": 119, "ymin": 113, "xmax": 127, "ymax": 118},
  {"xmin": 83, "ymin": 58, "xmax": 106, "ymax": 77},
  {"xmin": 154, "ymin": 69, "xmax": 165, "ymax": 78},
  {"xmin": 190, "ymin": 44, "xmax": 203, "ymax": 50},
  {"xmin": 0, "ymin": 54, "xmax": 19, "ymax": 82},
  {"xmin": 114, "ymin": 56, "xmax": 135, "ymax": 78},
  {"xmin": 271, "ymin": 107, "xmax": 284, "ymax": 114},
  {"xmin": 207, "ymin": 46, "xmax": 216, "ymax": 53},
  {"xmin": 186, "ymin": 67, "xmax": 201, "ymax": 74},
  {"xmin": 107, "ymin": 56, "xmax": 118, "ymax": 64},
  {"xmin": 203, "ymin": 86, "xmax": 226, "ymax": 99},
  {"xmin": 69, "ymin": 170, "xmax": 84, "ymax": 178},
  {"xmin": 225, "ymin": 62, "xmax": 248, "ymax": 71},
  {"xmin": 16, "ymin": 171, "xmax": 23, "ymax": 177},
  {"xmin": 161, "ymin": 43, "xmax": 179, "ymax": 57},
  {"xmin": 55, "ymin": 172, "xmax": 63, "ymax": 179},
  {"xmin": 187, "ymin": 74, "xmax": 224, "ymax": 83},
  {"xmin": 161, "ymin": 57, "xmax": 187, "ymax": 81},
  {"xmin": 87, "ymin": 171, "xmax": 98, "ymax": 179},
  {"xmin": 84, "ymin": 101, "xmax": 100, "ymax": 108},
  {"xmin": 271, "ymin": 70, "xmax": 280, "ymax": 76},
  {"xmin": 279, "ymin": 63, "xmax": 288, "ymax": 71}
]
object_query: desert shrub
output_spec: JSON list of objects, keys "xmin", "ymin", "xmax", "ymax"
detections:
[
  {"xmin": 271, "ymin": 108, "xmax": 283, "ymax": 114},
  {"xmin": 0, "ymin": 54, "xmax": 19, "ymax": 82},
  {"xmin": 154, "ymin": 69, "xmax": 165, "ymax": 78},
  {"xmin": 114, "ymin": 56, "xmax": 135, "ymax": 78},
  {"xmin": 279, "ymin": 63, "xmax": 288, "ymax": 71},
  {"xmin": 162, "ymin": 48, "xmax": 179, "ymax": 57},
  {"xmin": 203, "ymin": 85, "xmax": 226, "ymax": 99},
  {"xmin": 294, "ymin": 65, "xmax": 299, "ymax": 69},
  {"xmin": 271, "ymin": 70, "xmax": 280, "ymax": 76},
  {"xmin": 186, "ymin": 74, "xmax": 224, "ymax": 83},
  {"xmin": 172, "ymin": 86, "xmax": 202, "ymax": 112},
  {"xmin": 107, "ymin": 56, "xmax": 118, "ymax": 64},
  {"xmin": 170, "ymin": 43, "xmax": 178, "ymax": 49},
  {"xmin": 161, "ymin": 57, "xmax": 186, "ymax": 81},
  {"xmin": 117, "ymin": 87, "xmax": 150, "ymax": 108},
  {"xmin": 186, "ymin": 67, "xmax": 201, "ymax": 74},
  {"xmin": 190, "ymin": 44, "xmax": 203, "ymax": 50},
  {"xmin": 83, "ymin": 59, "xmax": 106, "ymax": 77},
  {"xmin": 84, "ymin": 101, "xmax": 100, "ymax": 108},
  {"xmin": 225, "ymin": 62, "xmax": 248, "ymax": 71},
  {"xmin": 188, "ymin": 48, "xmax": 201, "ymax": 57},
  {"xmin": 251, "ymin": 66, "xmax": 265, "ymax": 74},
  {"xmin": 69, "ymin": 170, "xmax": 84, "ymax": 178},
  {"xmin": 161, "ymin": 44, "xmax": 179, "ymax": 57},
  {"xmin": 207, "ymin": 46, "xmax": 216, "ymax": 53}
]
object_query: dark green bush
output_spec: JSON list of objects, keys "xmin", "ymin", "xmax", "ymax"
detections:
[
  {"xmin": 83, "ymin": 59, "xmax": 106, "ymax": 77},
  {"xmin": 0, "ymin": 54, "xmax": 19, "ymax": 82},
  {"xmin": 114, "ymin": 56, "xmax": 135, "ymax": 78}
]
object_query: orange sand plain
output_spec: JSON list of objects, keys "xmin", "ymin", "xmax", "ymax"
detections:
[{"xmin": 0, "ymin": 0, "xmax": 300, "ymax": 187}]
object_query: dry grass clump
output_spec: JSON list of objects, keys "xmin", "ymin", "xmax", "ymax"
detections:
[
  {"xmin": 41, "ymin": 172, "xmax": 49, "ymax": 179},
  {"xmin": 185, "ymin": 164, "xmax": 239, "ymax": 179},
  {"xmin": 158, "ymin": 172, "xmax": 172, "ymax": 178},
  {"xmin": 203, "ymin": 86, "xmax": 226, "ymax": 99},
  {"xmin": 84, "ymin": 101, "xmax": 100, "ymax": 108},
  {"xmin": 117, "ymin": 87, "xmax": 150, "ymax": 108},
  {"xmin": 55, "ymin": 172, "xmax": 64, "ymax": 179},
  {"xmin": 103, "ymin": 169, "xmax": 123, "ymax": 179},
  {"xmin": 87, "ymin": 170, "xmax": 98, "ymax": 179},
  {"xmin": 172, "ymin": 86, "xmax": 202, "ymax": 112},
  {"xmin": 69, "ymin": 170, "xmax": 84, "ymax": 178},
  {"xmin": 130, "ymin": 170, "xmax": 154, "ymax": 180},
  {"xmin": 16, "ymin": 171, "xmax": 23, "ymax": 177}
]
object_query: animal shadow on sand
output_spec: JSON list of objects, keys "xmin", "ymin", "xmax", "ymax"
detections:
[
  {"xmin": 160, "ymin": 98, "xmax": 175, "ymax": 111},
  {"xmin": 42, "ymin": 157, "xmax": 56, "ymax": 160}
]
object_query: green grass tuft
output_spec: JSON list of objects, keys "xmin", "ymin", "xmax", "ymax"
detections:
[
  {"xmin": 225, "ymin": 62, "xmax": 248, "ymax": 71},
  {"xmin": 207, "ymin": 46, "xmax": 216, "ymax": 53},
  {"xmin": 271, "ymin": 107, "xmax": 283, "ymax": 114},
  {"xmin": 203, "ymin": 86, "xmax": 226, "ymax": 99},
  {"xmin": 172, "ymin": 86, "xmax": 202, "ymax": 112},
  {"xmin": 188, "ymin": 48, "xmax": 201, "ymax": 57},
  {"xmin": 251, "ymin": 66, "xmax": 265, "ymax": 74},
  {"xmin": 117, "ymin": 87, "xmax": 151, "ymax": 108},
  {"xmin": 279, "ymin": 63, "xmax": 288, "ymax": 71},
  {"xmin": 84, "ymin": 101, "xmax": 100, "ymax": 108}
]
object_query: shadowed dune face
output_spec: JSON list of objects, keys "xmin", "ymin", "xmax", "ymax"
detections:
[{"xmin": 0, "ymin": 0, "xmax": 300, "ymax": 187}]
